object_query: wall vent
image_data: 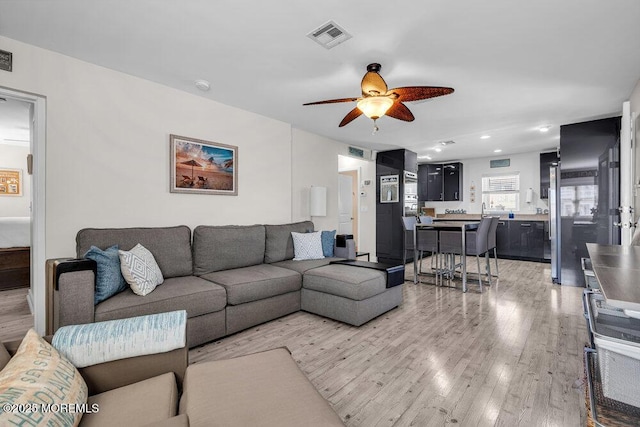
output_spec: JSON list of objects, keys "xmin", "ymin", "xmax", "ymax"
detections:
[{"xmin": 307, "ymin": 20, "xmax": 352, "ymax": 49}]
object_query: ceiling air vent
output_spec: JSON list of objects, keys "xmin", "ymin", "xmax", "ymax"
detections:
[
  {"xmin": 307, "ymin": 20, "xmax": 352, "ymax": 49},
  {"xmin": 440, "ymin": 140, "xmax": 456, "ymax": 146}
]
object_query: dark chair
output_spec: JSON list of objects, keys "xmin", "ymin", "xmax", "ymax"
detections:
[
  {"xmin": 439, "ymin": 216, "xmax": 493, "ymax": 292},
  {"xmin": 487, "ymin": 216, "xmax": 499, "ymax": 277},
  {"xmin": 417, "ymin": 216, "xmax": 439, "ymax": 279},
  {"xmin": 401, "ymin": 216, "xmax": 418, "ymax": 268}
]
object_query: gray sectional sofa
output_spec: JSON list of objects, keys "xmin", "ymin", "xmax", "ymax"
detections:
[{"xmin": 48, "ymin": 221, "xmax": 403, "ymax": 347}]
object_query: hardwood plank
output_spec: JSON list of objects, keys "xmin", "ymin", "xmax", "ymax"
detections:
[{"xmin": 1, "ymin": 258, "xmax": 589, "ymax": 426}]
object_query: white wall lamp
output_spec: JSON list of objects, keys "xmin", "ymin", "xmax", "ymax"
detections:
[{"xmin": 309, "ymin": 186, "xmax": 327, "ymax": 217}]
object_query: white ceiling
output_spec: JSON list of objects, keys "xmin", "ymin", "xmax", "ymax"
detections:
[{"xmin": 1, "ymin": 0, "xmax": 639, "ymax": 162}]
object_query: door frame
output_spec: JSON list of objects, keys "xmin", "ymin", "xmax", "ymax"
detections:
[
  {"xmin": 0, "ymin": 86, "xmax": 46, "ymax": 334},
  {"xmin": 339, "ymin": 169, "xmax": 359, "ymax": 249}
]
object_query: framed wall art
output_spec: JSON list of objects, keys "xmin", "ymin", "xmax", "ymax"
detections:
[
  {"xmin": 170, "ymin": 134, "xmax": 238, "ymax": 195},
  {"xmin": 0, "ymin": 168, "xmax": 22, "ymax": 196}
]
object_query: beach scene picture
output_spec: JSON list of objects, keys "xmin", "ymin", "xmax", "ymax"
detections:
[{"xmin": 170, "ymin": 135, "xmax": 238, "ymax": 195}]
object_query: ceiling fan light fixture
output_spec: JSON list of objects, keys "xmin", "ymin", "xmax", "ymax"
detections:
[{"xmin": 357, "ymin": 96, "xmax": 394, "ymax": 119}]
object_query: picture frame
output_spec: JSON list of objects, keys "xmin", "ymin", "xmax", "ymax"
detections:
[
  {"xmin": 380, "ymin": 175, "xmax": 399, "ymax": 203},
  {"xmin": 170, "ymin": 134, "xmax": 238, "ymax": 195},
  {"xmin": 0, "ymin": 168, "xmax": 22, "ymax": 196}
]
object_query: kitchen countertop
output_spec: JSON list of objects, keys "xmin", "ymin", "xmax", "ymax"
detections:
[{"xmin": 435, "ymin": 213, "xmax": 549, "ymax": 221}]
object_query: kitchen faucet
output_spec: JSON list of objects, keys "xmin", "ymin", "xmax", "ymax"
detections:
[{"xmin": 481, "ymin": 202, "xmax": 486, "ymax": 217}]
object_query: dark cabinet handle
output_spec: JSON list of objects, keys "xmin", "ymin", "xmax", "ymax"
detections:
[
  {"xmin": 520, "ymin": 223, "xmax": 531, "ymax": 227},
  {"xmin": 498, "ymin": 222, "xmax": 506, "ymax": 225}
]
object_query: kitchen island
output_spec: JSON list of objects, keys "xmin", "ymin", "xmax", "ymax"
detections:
[{"xmin": 432, "ymin": 213, "xmax": 550, "ymax": 262}]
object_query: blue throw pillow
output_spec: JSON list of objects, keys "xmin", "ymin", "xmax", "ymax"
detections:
[
  {"xmin": 321, "ymin": 230, "xmax": 336, "ymax": 257},
  {"xmin": 84, "ymin": 245, "xmax": 127, "ymax": 305}
]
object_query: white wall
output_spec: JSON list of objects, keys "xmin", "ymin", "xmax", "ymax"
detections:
[
  {"xmin": 422, "ymin": 151, "xmax": 549, "ymax": 214},
  {"xmin": 290, "ymin": 127, "xmax": 377, "ymax": 258},
  {"xmin": 338, "ymin": 154, "xmax": 376, "ymax": 260},
  {"xmin": 630, "ymin": 78, "xmax": 640, "ymax": 218},
  {"xmin": 0, "ymin": 36, "xmax": 296, "ymax": 259},
  {"xmin": 0, "ymin": 144, "xmax": 31, "ymax": 217}
]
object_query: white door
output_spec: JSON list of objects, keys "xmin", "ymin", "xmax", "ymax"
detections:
[{"xmin": 338, "ymin": 174, "xmax": 353, "ymax": 235}]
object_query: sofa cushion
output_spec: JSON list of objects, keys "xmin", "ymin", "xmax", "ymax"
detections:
[
  {"xmin": 292, "ymin": 231, "xmax": 325, "ymax": 260},
  {"xmin": 77, "ymin": 226, "xmax": 193, "ymax": 279},
  {"xmin": 142, "ymin": 415, "xmax": 189, "ymax": 427},
  {"xmin": 119, "ymin": 244, "xmax": 164, "ymax": 296},
  {"xmin": 84, "ymin": 245, "xmax": 127, "ymax": 304},
  {"xmin": 264, "ymin": 221, "xmax": 314, "ymax": 263},
  {"xmin": 200, "ymin": 264, "xmax": 301, "ymax": 305},
  {"xmin": 303, "ymin": 264, "xmax": 387, "ymax": 301},
  {"xmin": 272, "ymin": 258, "xmax": 342, "ymax": 274},
  {"xmin": 321, "ymin": 230, "xmax": 336, "ymax": 257},
  {"xmin": 179, "ymin": 348, "xmax": 344, "ymax": 427},
  {"xmin": 80, "ymin": 372, "xmax": 178, "ymax": 427},
  {"xmin": 0, "ymin": 342, "xmax": 11, "ymax": 371},
  {"xmin": 94, "ymin": 276, "xmax": 226, "ymax": 322},
  {"xmin": 193, "ymin": 225, "xmax": 265, "ymax": 275},
  {"xmin": 0, "ymin": 329, "xmax": 88, "ymax": 427}
]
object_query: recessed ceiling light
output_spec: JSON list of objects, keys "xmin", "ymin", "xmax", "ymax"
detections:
[
  {"xmin": 494, "ymin": 149, "xmax": 502, "ymax": 153},
  {"xmin": 194, "ymin": 80, "xmax": 211, "ymax": 92},
  {"xmin": 434, "ymin": 148, "xmax": 442, "ymax": 152},
  {"xmin": 418, "ymin": 155, "xmax": 432, "ymax": 160},
  {"xmin": 481, "ymin": 135, "xmax": 491, "ymax": 139},
  {"xmin": 539, "ymin": 125, "xmax": 551, "ymax": 133}
]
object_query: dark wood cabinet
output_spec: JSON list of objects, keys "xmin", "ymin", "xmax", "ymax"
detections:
[
  {"xmin": 539, "ymin": 151, "xmax": 559, "ymax": 199},
  {"xmin": 443, "ymin": 163, "xmax": 462, "ymax": 201},
  {"xmin": 496, "ymin": 220, "xmax": 545, "ymax": 261},
  {"xmin": 496, "ymin": 220, "xmax": 510, "ymax": 257},
  {"xmin": 418, "ymin": 162, "xmax": 462, "ymax": 202}
]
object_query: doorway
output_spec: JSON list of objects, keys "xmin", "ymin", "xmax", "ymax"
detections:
[
  {"xmin": 0, "ymin": 87, "xmax": 46, "ymax": 334},
  {"xmin": 338, "ymin": 170, "xmax": 358, "ymax": 248}
]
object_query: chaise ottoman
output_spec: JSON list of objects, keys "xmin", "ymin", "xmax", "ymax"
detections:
[{"xmin": 301, "ymin": 264, "xmax": 403, "ymax": 326}]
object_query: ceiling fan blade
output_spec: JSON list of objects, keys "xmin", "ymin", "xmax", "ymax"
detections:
[
  {"xmin": 303, "ymin": 97, "xmax": 358, "ymax": 106},
  {"xmin": 361, "ymin": 71, "xmax": 388, "ymax": 96},
  {"xmin": 387, "ymin": 86, "xmax": 454, "ymax": 102},
  {"xmin": 339, "ymin": 107, "xmax": 363, "ymax": 127},
  {"xmin": 385, "ymin": 102, "xmax": 415, "ymax": 122}
]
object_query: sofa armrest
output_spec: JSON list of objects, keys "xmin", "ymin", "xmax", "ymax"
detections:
[
  {"xmin": 80, "ymin": 346, "xmax": 188, "ymax": 396},
  {"xmin": 1, "ymin": 335, "xmax": 188, "ymax": 396},
  {"xmin": 334, "ymin": 239, "xmax": 356, "ymax": 260},
  {"xmin": 46, "ymin": 258, "xmax": 97, "ymax": 335}
]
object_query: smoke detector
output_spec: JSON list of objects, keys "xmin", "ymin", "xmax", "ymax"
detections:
[
  {"xmin": 307, "ymin": 20, "xmax": 352, "ymax": 49},
  {"xmin": 195, "ymin": 80, "xmax": 211, "ymax": 92}
]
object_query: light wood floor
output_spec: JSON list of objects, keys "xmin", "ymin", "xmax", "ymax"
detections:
[{"xmin": 1, "ymin": 258, "xmax": 588, "ymax": 426}]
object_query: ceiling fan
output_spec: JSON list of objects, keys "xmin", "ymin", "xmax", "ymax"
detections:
[{"xmin": 303, "ymin": 63, "xmax": 454, "ymax": 132}]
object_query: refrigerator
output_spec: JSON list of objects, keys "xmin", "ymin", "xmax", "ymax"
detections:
[{"xmin": 550, "ymin": 117, "xmax": 621, "ymax": 286}]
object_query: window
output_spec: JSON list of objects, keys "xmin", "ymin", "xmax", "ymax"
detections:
[{"xmin": 482, "ymin": 173, "xmax": 520, "ymax": 211}]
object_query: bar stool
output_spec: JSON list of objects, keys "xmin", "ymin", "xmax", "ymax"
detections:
[
  {"xmin": 417, "ymin": 216, "xmax": 439, "ymax": 282},
  {"xmin": 487, "ymin": 216, "xmax": 499, "ymax": 277},
  {"xmin": 439, "ymin": 216, "xmax": 493, "ymax": 292}
]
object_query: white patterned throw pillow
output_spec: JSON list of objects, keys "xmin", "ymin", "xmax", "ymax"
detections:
[
  {"xmin": 291, "ymin": 231, "xmax": 325, "ymax": 261},
  {"xmin": 119, "ymin": 243, "xmax": 164, "ymax": 296}
]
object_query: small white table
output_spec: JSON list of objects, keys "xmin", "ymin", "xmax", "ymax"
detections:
[{"xmin": 414, "ymin": 221, "xmax": 480, "ymax": 292}]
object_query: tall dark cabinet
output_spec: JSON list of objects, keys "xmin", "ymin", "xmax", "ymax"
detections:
[
  {"xmin": 376, "ymin": 149, "xmax": 418, "ymax": 265},
  {"xmin": 418, "ymin": 162, "xmax": 463, "ymax": 202}
]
